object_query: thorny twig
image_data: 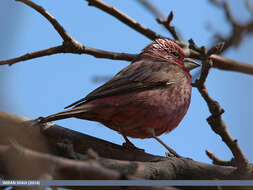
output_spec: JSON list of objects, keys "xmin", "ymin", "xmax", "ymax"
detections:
[{"xmin": 191, "ymin": 39, "xmax": 250, "ymax": 173}]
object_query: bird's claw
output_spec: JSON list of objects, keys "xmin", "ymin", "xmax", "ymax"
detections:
[
  {"xmin": 165, "ymin": 151, "xmax": 182, "ymax": 158},
  {"xmin": 122, "ymin": 142, "xmax": 145, "ymax": 152}
]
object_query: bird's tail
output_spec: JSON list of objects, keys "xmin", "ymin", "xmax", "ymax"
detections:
[{"xmin": 37, "ymin": 106, "xmax": 92, "ymax": 124}]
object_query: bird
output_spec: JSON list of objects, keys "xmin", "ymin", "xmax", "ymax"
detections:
[{"xmin": 37, "ymin": 39, "xmax": 199, "ymax": 157}]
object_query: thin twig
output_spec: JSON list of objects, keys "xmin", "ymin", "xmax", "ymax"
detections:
[
  {"xmin": 136, "ymin": 0, "xmax": 181, "ymax": 41},
  {"xmin": 1, "ymin": 0, "xmax": 253, "ymax": 77},
  {"xmin": 191, "ymin": 39, "xmax": 249, "ymax": 173},
  {"xmin": 245, "ymin": 0, "xmax": 253, "ymax": 16},
  {"xmin": 136, "ymin": 0, "xmax": 165, "ymax": 19},
  {"xmin": 86, "ymin": 0, "xmax": 164, "ymax": 40},
  {"xmin": 0, "ymin": 44, "xmax": 136, "ymax": 66},
  {"xmin": 0, "ymin": 0, "xmax": 136, "ymax": 66},
  {"xmin": 16, "ymin": 0, "xmax": 72, "ymax": 42},
  {"xmin": 157, "ymin": 12, "xmax": 181, "ymax": 41},
  {"xmin": 206, "ymin": 150, "xmax": 237, "ymax": 167},
  {"xmin": 0, "ymin": 45, "xmax": 63, "ymax": 66},
  {"xmin": 209, "ymin": 0, "xmax": 253, "ymax": 52}
]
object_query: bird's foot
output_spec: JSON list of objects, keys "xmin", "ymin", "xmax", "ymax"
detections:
[
  {"xmin": 35, "ymin": 117, "xmax": 45, "ymax": 123},
  {"xmin": 21, "ymin": 117, "xmax": 45, "ymax": 127},
  {"xmin": 153, "ymin": 136, "xmax": 182, "ymax": 158},
  {"xmin": 121, "ymin": 134, "xmax": 145, "ymax": 152},
  {"xmin": 122, "ymin": 141, "xmax": 145, "ymax": 152},
  {"xmin": 27, "ymin": 117, "xmax": 55, "ymax": 131},
  {"xmin": 166, "ymin": 152, "xmax": 181, "ymax": 158}
]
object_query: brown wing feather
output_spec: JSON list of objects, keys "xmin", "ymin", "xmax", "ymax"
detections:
[{"xmin": 65, "ymin": 60, "xmax": 174, "ymax": 109}]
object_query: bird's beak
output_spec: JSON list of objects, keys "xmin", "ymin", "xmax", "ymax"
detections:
[{"xmin": 183, "ymin": 58, "xmax": 200, "ymax": 70}]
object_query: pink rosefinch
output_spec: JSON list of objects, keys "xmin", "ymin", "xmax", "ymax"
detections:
[{"xmin": 38, "ymin": 39, "xmax": 199, "ymax": 156}]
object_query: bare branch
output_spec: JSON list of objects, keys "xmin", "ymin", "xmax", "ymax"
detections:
[
  {"xmin": 0, "ymin": 45, "xmax": 63, "ymax": 66},
  {"xmin": 1, "ymin": 0, "xmax": 253, "ymax": 79},
  {"xmin": 2, "ymin": 111, "xmax": 253, "ymax": 181},
  {"xmin": 245, "ymin": 0, "xmax": 253, "ymax": 16},
  {"xmin": 157, "ymin": 12, "xmax": 181, "ymax": 41},
  {"xmin": 1, "ymin": 111, "xmax": 163, "ymax": 162},
  {"xmin": 0, "ymin": 44, "xmax": 136, "ymax": 66},
  {"xmin": 189, "ymin": 50, "xmax": 253, "ymax": 75},
  {"xmin": 209, "ymin": 0, "xmax": 253, "ymax": 52},
  {"xmin": 86, "ymin": 0, "xmax": 165, "ymax": 40},
  {"xmin": 211, "ymin": 54, "xmax": 253, "ymax": 75},
  {"xmin": 209, "ymin": 0, "xmax": 236, "ymax": 24},
  {"xmin": 16, "ymin": 0, "xmax": 72, "ymax": 42},
  {"xmin": 191, "ymin": 40, "xmax": 250, "ymax": 172},
  {"xmin": 189, "ymin": 39, "xmax": 253, "ymax": 75},
  {"xmin": 136, "ymin": 0, "xmax": 165, "ymax": 19},
  {"xmin": 207, "ymin": 42, "xmax": 225, "ymax": 57},
  {"xmin": 0, "ymin": 0, "xmax": 136, "ymax": 66},
  {"xmin": 0, "ymin": 144, "xmax": 124, "ymax": 180},
  {"xmin": 135, "ymin": 0, "xmax": 181, "ymax": 41},
  {"xmin": 84, "ymin": 46, "xmax": 136, "ymax": 61},
  {"xmin": 206, "ymin": 150, "xmax": 237, "ymax": 167}
]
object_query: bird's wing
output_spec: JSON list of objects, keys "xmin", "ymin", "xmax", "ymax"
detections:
[{"xmin": 65, "ymin": 60, "xmax": 174, "ymax": 109}]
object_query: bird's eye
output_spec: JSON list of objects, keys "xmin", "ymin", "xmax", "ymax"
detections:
[{"xmin": 171, "ymin": 51, "xmax": 180, "ymax": 58}]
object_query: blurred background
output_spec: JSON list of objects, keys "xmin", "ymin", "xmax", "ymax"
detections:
[{"xmin": 1, "ymin": 0, "xmax": 253, "ymax": 164}]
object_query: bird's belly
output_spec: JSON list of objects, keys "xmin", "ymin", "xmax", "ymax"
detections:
[{"xmin": 95, "ymin": 86, "xmax": 192, "ymax": 139}]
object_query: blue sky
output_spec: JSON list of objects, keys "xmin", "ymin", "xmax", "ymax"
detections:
[{"xmin": 1, "ymin": 0, "xmax": 253, "ymax": 164}]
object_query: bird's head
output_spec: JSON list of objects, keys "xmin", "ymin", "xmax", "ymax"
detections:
[{"xmin": 140, "ymin": 38, "xmax": 200, "ymax": 72}]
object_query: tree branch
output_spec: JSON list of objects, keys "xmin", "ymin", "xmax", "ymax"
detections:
[
  {"xmin": 0, "ymin": 145, "xmax": 179, "ymax": 190},
  {"xmin": 209, "ymin": 0, "xmax": 253, "ymax": 52},
  {"xmin": 191, "ymin": 40, "xmax": 250, "ymax": 173},
  {"xmin": 135, "ymin": 0, "xmax": 182, "ymax": 41},
  {"xmin": 209, "ymin": 54, "xmax": 253, "ymax": 75},
  {"xmin": 156, "ymin": 12, "xmax": 181, "ymax": 41},
  {"xmin": 0, "ymin": 144, "xmax": 125, "ymax": 180},
  {"xmin": 245, "ymin": 0, "xmax": 253, "ymax": 17},
  {"xmin": 1, "ymin": 111, "xmax": 253, "ymax": 182},
  {"xmin": 0, "ymin": 44, "xmax": 136, "ymax": 66},
  {"xmin": 16, "ymin": 0, "xmax": 72, "ymax": 42},
  {"xmin": 0, "ymin": 110, "xmax": 163, "ymax": 162},
  {"xmin": 0, "ymin": 0, "xmax": 136, "ymax": 66},
  {"xmin": 0, "ymin": 0, "xmax": 252, "ymax": 78},
  {"xmin": 136, "ymin": 0, "xmax": 165, "ymax": 19},
  {"xmin": 0, "ymin": 45, "xmax": 63, "ymax": 66},
  {"xmin": 86, "ymin": 0, "xmax": 165, "ymax": 41}
]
